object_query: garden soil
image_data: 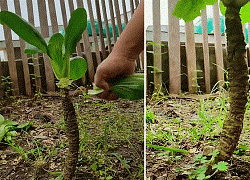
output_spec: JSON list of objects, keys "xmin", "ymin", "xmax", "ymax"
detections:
[{"xmin": 0, "ymin": 92, "xmax": 143, "ymax": 180}]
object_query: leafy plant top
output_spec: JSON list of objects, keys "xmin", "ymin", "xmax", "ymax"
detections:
[
  {"xmin": 173, "ymin": 0, "xmax": 250, "ymax": 24},
  {"xmin": 0, "ymin": 8, "xmax": 88, "ymax": 89}
]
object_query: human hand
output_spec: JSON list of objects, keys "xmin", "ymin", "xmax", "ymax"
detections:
[{"xmin": 94, "ymin": 53, "xmax": 136, "ymax": 100}]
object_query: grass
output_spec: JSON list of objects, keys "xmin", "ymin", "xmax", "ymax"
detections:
[{"xmin": 146, "ymin": 89, "xmax": 250, "ymax": 178}]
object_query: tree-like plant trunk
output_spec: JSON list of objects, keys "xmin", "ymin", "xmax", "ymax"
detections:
[
  {"xmin": 216, "ymin": 5, "xmax": 248, "ymax": 162},
  {"xmin": 62, "ymin": 88, "xmax": 79, "ymax": 179}
]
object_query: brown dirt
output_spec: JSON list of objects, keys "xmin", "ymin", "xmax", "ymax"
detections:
[
  {"xmin": 146, "ymin": 93, "xmax": 250, "ymax": 180},
  {"xmin": 0, "ymin": 93, "xmax": 143, "ymax": 180}
]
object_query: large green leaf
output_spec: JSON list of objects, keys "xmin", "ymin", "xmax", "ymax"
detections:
[
  {"xmin": 173, "ymin": 0, "xmax": 218, "ymax": 22},
  {"xmin": 48, "ymin": 33, "xmax": 65, "ymax": 79},
  {"xmin": 0, "ymin": 11, "xmax": 47, "ymax": 53},
  {"xmin": 25, "ymin": 43, "xmax": 43, "ymax": 54},
  {"xmin": 110, "ymin": 73, "xmax": 144, "ymax": 100},
  {"xmin": 69, "ymin": 56, "xmax": 87, "ymax": 81},
  {"xmin": 64, "ymin": 8, "xmax": 87, "ymax": 58}
]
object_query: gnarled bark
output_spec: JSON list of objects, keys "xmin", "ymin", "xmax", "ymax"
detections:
[
  {"xmin": 216, "ymin": 5, "xmax": 248, "ymax": 162},
  {"xmin": 62, "ymin": 89, "xmax": 79, "ymax": 179}
]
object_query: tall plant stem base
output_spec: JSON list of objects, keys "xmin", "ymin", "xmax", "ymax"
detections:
[
  {"xmin": 216, "ymin": 5, "xmax": 248, "ymax": 162},
  {"xmin": 62, "ymin": 88, "xmax": 79, "ymax": 179}
]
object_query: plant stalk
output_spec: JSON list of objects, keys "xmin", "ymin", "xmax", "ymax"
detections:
[
  {"xmin": 62, "ymin": 88, "xmax": 79, "ymax": 179},
  {"xmin": 216, "ymin": 5, "xmax": 248, "ymax": 162}
]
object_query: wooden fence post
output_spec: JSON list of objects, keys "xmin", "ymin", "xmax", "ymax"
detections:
[
  {"xmin": 213, "ymin": 1, "xmax": 224, "ymax": 85},
  {"xmin": 14, "ymin": 0, "xmax": 32, "ymax": 96},
  {"xmin": 201, "ymin": 8, "xmax": 211, "ymax": 93},
  {"xmin": 1, "ymin": 0, "xmax": 20, "ymax": 96},
  {"xmin": 185, "ymin": 21, "xmax": 197, "ymax": 93},
  {"xmin": 26, "ymin": 0, "xmax": 42, "ymax": 93},
  {"xmin": 168, "ymin": 0, "xmax": 181, "ymax": 94},
  {"xmin": 152, "ymin": 0, "xmax": 162, "ymax": 92},
  {"xmin": 37, "ymin": 0, "xmax": 55, "ymax": 92}
]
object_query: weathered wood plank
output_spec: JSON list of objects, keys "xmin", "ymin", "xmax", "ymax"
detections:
[
  {"xmin": 168, "ymin": 0, "xmax": 181, "ymax": 94},
  {"xmin": 37, "ymin": 0, "xmax": 55, "ymax": 92},
  {"xmin": 122, "ymin": 0, "xmax": 128, "ymax": 24},
  {"xmin": 201, "ymin": 8, "xmax": 211, "ymax": 93},
  {"xmin": 100, "ymin": 0, "xmax": 112, "ymax": 53},
  {"xmin": 114, "ymin": 0, "xmax": 123, "ymax": 35},
  {"xmin": 48, "ymin": 0, "xmax": 59, "ymax": 34},
  {"xmin": 26, "ymin": 0, "xmax": 41, "ymax": 92},
  {"xmin": 76, "ymin": 0, "xmax": 95, "ymax": 83},
  {"xmin": 1, "ymin": 0, "xmax": 20, "ymax": 95},
  {"xmin": 108, "ymin": 0, "xmax": 118, "ymax": 43},
  {"xmin": 60, "ymin": 0, "xmax": 68, "ymax": 29},
  {"xmin": 87, "ymin": 0, "xmax": 102, "ymax": 65},
  {"xmin": 185, "ymin": 21, "xmax": 197, "ymax": 93},
  {"xmin": 213, "ymin": 2, "xmax": 224, "ymax": 84},
  {"xmin": 153, "ymin": 0, "xmax": 162, "ymax": 91},
  {"xmin": 14, "ymin": 0, "xmax": 32, "ymax": 96},
  {"xmin": 95, "ymin": 0, "xmax": 108, "ymax": 58}
]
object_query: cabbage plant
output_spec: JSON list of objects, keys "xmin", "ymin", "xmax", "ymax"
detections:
[{"xmin": 0, "ymin": 8, "xmax": 87, "ymax": 179}]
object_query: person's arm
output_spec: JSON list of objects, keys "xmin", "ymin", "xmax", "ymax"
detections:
[{"xmin": 94, "ymin": 0, "xmax": 144, "ymax": 100}]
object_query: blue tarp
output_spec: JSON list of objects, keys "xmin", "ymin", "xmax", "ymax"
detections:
[{"xmin": 194, "ymin": 16, "xmax": 249, "ymax": 43}]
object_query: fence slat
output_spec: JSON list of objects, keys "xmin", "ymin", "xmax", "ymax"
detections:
[
  {"xmin": 122, "ymin": 0, "xmax": 128, "ymax": 24},
  {"xmin": 100, "ymin": 0, "xmax": 112, "ymax": 52},
  {"xmin": 130, "ymin": 0, "xmax": 134, "ymax": 15},
  {"xmin": 87, "ymin": 0, "xmax": 102, "ymax": 65},
  {"xmin": 168, "ymin": 0, "xmax": 181, "ymax": 94},
  {"xmin": 108, "ymin": 0, "xmax": 118, "ymax": 43},
  {"xmin": 37, "ymin": 0, "xmax": 55, "ymax": 92},
  {"xmin": 185, "ymin": 21, "xmax": 197, "ymax": 93},
  {"xmin": 95, "ymin": 0, "xmax": 108, "ymax": 58},
  {"xmin": 48, "ymin": 0, "xmax": 59, "ymax": 34},
  {"xmin": 0, "ymin": 55, "xmax": 4, "ymax": 97},
  {"xmin": 114, "ymin": 0, "xmax": 123, "ymax": 35},
  {"xmin": 26, "ymin": 0, "xmax": 41, "ymax": 92},
  {"xmin": 60, "ymin": 0, "xmax": 68, "ymax": 29},
  {"xmin": 14, "ymin": 0, "xmax": 32, "ymax": 96},
  {"xmin": 201, "ymin": 8, "xmax": 211, "ymax": 93},
  {"xmin": 77, "ymin": 0, "xmax": 95, "ymax": 83},
  {"xmin": 1, "ymin": 0, "xmax": 20, "ymax": 96},
  {"xmin": 153, "ymin": 0, "xmax": 162, "ymax": 91},
  {"xmin": 213, "ymin": 2, "xmax": 224, "ymax": 84}
]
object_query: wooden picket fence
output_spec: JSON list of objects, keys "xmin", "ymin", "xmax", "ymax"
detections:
[
  {"xmin": 148, "ymin": 0, "xmax": 250, "ymax": 94},
  {"xmin": 0, "ymin": 0, "xmax": 142, "ymax": 97}
]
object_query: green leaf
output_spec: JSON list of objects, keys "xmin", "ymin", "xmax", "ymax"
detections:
[
  {"xmin": 0, "ymin": 125, "xmax": 6, "ymax": 142},
  {"xmin": 0, "ymin": 11, "xmax": 47, "ymax": 53},
  {"xmin": 239, "ymin": 144, "xmax": 249, "ymax": 151},
  {"xmin": 88, "ymin": 84, "xmax": 105, "ymax": 95},
  {"xmin": 17, "ymin": 122, "xmax": 33, "ymax": 131},
  {"xmin": 48, "ymin": 33, "xmax": 65, "ymax": 79},
  {"xmin": 111, "ymin": 73, "xmax": 144, "ymax": 100},
  {"xmin": 25, "ymin": 43, "xmax": 43, "ymax": 54},
  {"xmin": 212, "ymin": 161, "xmax": 228, "ymax": 171},
  {"xmin": 146, "ymin": 143, "xmax": 188, "ymax": 154},
  {"xmin": 64, "ymin": 8, "xmax": 87, "ymax": 58},
  {"xmin": 69, "ymin": 56, "xmax": 87, "ymax": 81},
  {"xmin": 173, "ymin": 0, "xmax": 218, "ymax": 22}
]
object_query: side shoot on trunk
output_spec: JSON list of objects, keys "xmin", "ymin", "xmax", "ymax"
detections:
[{"xmin": 173, "ymin": 0, "xmax": 250, "ymax": 176}]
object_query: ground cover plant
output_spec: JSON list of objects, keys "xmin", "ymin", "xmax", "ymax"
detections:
[{"xmin": 146, "ymin": 91, "xmax": 250, "ymax": 179}]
